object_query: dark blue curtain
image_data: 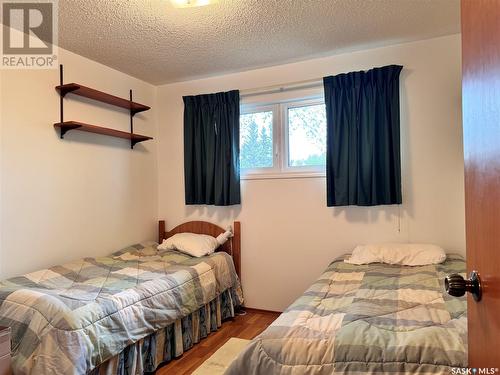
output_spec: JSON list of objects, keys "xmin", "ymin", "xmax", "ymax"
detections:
[
  {"xmin": 323, "ymin": 65, "xmax": 403, "ymax": 206},
  {"xmin": 183, "ymin": 90, "xmax": 240, "ymax": 206}
]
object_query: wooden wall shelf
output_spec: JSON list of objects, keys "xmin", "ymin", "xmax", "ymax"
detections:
[
  {"xmin": 55, "ymin": 65, "xmax": 153, "ymax": 149},
  {"xmin": 54, "ymin": 65, "xmax": 153, "ymax": 148},
  {"xmin": 54, "ymin": 121, "xmax": 153, "ymax": 147},
  {"xmin": 55, "ymin": 83, "xmax": 150, "ymax": 115}
]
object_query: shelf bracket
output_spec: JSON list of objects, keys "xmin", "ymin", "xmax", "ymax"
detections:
[
  {"xmin": 58, "ymin": 85, "xmax": 80, "ymax": 98},
  {"xmin": 60, "ymin": 127, "xmax": 69, "ymax": 139},
  {"xmin": 130, "ymin": 89, "xmax": 134, "ymax": 149},
  {"xmin": 56, "ymin": 123, "xmax": 82, "ymax": 139},
  {"xmin": 59, "ymin": 64, "xmax": 64, "ymax": 123},
  {"xmin": 130, "ymin": 108, "xmax": 148, "ymax": 116}
]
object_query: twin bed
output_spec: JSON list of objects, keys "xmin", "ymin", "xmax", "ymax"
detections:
[
  {"xmin": 226, "ymin": 254, "xmax": 467, "ymax": 374},
  {"xmin": 0, "ymin": 220, "xmax": 242, "ymax": 374},
  {"xmin": 0, "ymin": 220, "xmax": 467, "ymax": 374}
]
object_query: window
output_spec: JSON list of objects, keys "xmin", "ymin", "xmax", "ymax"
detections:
[
  {"xmin": 286, "ymin": 103, "xmax": 327, "ymax": 167},
  {"xmin": 240, "ymin": 110, "xmax": 274, "ymax": 170},
  {"xmin": 240, "ymin": 98, "xmax": 326, "ymax": 179}
]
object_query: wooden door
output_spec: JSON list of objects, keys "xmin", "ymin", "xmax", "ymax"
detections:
[{"xmin": 462, "ymin": 0, "xmax": 500, "ymax": 366}]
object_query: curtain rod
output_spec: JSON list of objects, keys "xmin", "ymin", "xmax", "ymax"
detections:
[{"xmin": 240, "ymin": 78, "xmax": 324, "ymax": 98}]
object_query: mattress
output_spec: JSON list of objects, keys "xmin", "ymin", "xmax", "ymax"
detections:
[
  {"xmin": 0, "ymin": 242, "xmax": 242, "ymax": 374},
  {"xmin": 225, "ymin": 254, "xmax": 466, "ymax": 375}
]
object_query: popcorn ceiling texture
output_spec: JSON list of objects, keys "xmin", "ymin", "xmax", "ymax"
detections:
[{"xmin": 58, "ymin": 0, "xmax": 460, "ymax": 84}]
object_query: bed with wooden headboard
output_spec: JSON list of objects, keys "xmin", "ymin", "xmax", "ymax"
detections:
[
  {"xmin": 0, "ymin": 219, "xmax": 243, "ymax": 375},
  {"xmin": 158, "ymin": 219, "xmax": 241, "ymax": 279}
]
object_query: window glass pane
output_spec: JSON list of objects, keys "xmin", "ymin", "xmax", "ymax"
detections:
[
  {"xmin": 240, "ymin": 111, "xmax": 273, "ymax": 169},
  {"xmin": 288, "ymin": 104, "xmax": 326, "ymax": 167}
]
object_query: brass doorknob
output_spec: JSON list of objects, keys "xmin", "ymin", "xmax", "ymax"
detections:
[{"xmin": 445, "ymin": 271, "xmax": 482, "ymax": 302}]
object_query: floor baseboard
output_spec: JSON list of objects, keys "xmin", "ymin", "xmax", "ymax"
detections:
[{"xmin": 242, "ymin": 307, "xmax": 282, "ymax": 315}]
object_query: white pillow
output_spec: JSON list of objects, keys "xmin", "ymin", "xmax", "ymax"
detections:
[
  {"xmin": 157, "ymin": 229, "xmax": 233, "ymax": 258},
  {"xmin": 157, "ymin": 233, "xmax": 218, "ymax": 257},
  {"xmin": 344, "ymin": 243, "xmax": 446, "ymax": 266}
]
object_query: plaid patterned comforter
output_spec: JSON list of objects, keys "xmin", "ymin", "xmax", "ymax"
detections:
[
  {"xmin": 0, "ymin": 242, "xmax": 242, "ymax": 374},
  {"xmin": 226, "ymin": 254, "xmax": 466, "ymax": 375}
]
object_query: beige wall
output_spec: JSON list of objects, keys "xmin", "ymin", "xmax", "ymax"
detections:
[
  {"xmin": 0, "ymin": 48, "xmax": 158, "ymax": 278},
  {"xmin": 156, "ymin": 34, "xmax": 465, "ymax": 311}
]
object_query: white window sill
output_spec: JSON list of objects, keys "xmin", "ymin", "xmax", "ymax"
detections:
[{"xmin": 241, "ymin": 171, "xmax": 326, "ymax": 180}]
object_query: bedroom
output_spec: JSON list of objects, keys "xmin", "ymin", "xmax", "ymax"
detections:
[{"xmin": 0, "ymin": 0, "xmax": 497, "ymax": 374}]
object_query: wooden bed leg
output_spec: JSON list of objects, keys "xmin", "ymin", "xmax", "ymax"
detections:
[{"xmin": 158, "ymin": 220, "xmax": 166, "ymax": 244}]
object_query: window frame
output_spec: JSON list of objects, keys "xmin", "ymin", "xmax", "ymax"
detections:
[
  {"xmin": 282, "ymin": 98, "xmax": 327, "ymax": 175},
  {"xmin": 239, "ymin": 103, "xmax": 281, "ymax": 177},
  {"xmin": 240, "ymin": 96, "xmax": 327, "ymax": 180}
]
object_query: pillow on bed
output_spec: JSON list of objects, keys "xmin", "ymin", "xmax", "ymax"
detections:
[
  {"xmin": 157, "ymin": 229, "xmax": 233, "ymax": 257},
  {"xmin": 344, "ymin": 243, "xmax": 446, "ymax": 266}
]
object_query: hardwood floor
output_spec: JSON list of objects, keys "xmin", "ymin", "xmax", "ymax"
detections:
[{"xmin": 156, "ymin": 309, "xmax": 280, "ymax": 375}]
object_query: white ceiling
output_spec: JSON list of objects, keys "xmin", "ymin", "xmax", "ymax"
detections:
[{"xmin": 58, "ymin": 0, "xmax": 460, "ymax": 85}]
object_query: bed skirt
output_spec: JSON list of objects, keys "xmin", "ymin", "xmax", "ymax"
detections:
[{"xmin": 89, "ymin": 288, "xmax": 240, "ymax": 375}]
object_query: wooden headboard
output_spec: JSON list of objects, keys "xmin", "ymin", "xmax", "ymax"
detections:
[{"xmin": 158, "ymin": 220, "xmax": 241, "ymax": 279}]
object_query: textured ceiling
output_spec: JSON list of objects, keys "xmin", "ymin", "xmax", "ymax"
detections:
[{"xmin": 58, "ymin": 0, "xmax": 460, "ymax": 84}]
